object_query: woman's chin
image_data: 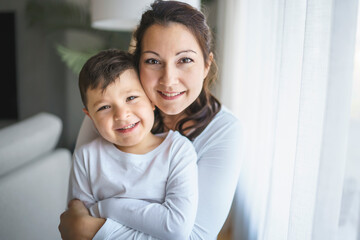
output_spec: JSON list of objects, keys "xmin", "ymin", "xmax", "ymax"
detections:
[{"xmin": 158, "ymin": 106, "xmax": 186, "ymax": 116}]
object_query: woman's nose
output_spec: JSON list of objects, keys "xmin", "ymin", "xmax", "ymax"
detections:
[{"xmin": 160, "ymin": 64, "xmax": 179, "ymax": 86}]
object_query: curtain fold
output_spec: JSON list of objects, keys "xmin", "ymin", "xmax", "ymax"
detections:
[{"xmin": 216, "ymin": 0, "xmax": 359, "ymax": 239}]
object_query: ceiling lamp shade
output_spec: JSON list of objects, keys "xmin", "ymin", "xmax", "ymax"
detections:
[{"xmin": 90, "ymin": 0, "xmax": 201, "ymax": 31}]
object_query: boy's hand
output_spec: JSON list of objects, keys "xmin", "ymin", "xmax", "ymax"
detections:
[{"xmin": 58, "ymin": 199, "xmax": 105, "ymax": 240}]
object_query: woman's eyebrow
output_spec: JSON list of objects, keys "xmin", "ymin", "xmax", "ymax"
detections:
[
  {"xmin": 176, "ymin": 50, "xmax": 197, "ymax": 55},
  {"xmin": 142, "ymin": 50, "xmax": 197, "ymax": 56},
  {"xmin": 142, "ymin": 50, "xmax": 159, "ymax": 56}
]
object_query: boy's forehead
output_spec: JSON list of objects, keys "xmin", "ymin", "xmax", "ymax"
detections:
[
  {"xmin": 118, "ymin": 69, "xmax": 142, "ymax": 86},
  {"xmin": 119, "ymin": 68, "xmax": 139, "ymax": 81},
  {"xmin": 93, "ymin": 68, "xmax": 139, "ymax": 89},
  {"xmin": 89, "ymin": 69, "xmax": 141, "ymax": 94}
]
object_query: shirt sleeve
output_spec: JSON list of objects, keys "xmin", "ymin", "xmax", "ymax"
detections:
[
  {"xmin": 68, "ymin": 148, "xmax": 97, "ymax": 208},
  {"xmin": 93, "ymin": 112, "xmax": 244, "ymax": 240},
  {"xmin": 90, "ymin": 138, "xmax": 198, "ymax": 240},
  {"xmin": 93, "ymin": 219, "xmax": 160, "ymax": 240}
]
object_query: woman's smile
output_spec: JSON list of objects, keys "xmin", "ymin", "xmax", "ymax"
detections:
[{"xmin": 158, "ymin": 90, "xmax": 186, "ymax": 100}]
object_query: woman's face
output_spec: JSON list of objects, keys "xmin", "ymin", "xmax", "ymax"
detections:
[{"xmin": 139, "ymin": 23, "xmax": 211, "ymax": 115}]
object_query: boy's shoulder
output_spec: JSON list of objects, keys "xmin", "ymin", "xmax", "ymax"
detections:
[
  {"xmin": 75, "ymin": 136, "xmax": 108, "ymax": 155},
  {"xmin": 165, "ymin": 130, "xmax": 193, "ymax": 146},
  {"xmin": 152, "ymin": 130, "xmax": 193, "ymax": 153},
  {"xmin": 163, "ymin": 130, "xmax": 195, "ymax": 155},
  {"xmin": 163, "ymin": 131, "xmax": 197, "ymax": 169}
]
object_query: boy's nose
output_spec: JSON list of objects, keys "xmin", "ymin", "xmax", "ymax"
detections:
[{"xmin": 113, "ymin": 107, "xmax": 130, "ymax": 121}]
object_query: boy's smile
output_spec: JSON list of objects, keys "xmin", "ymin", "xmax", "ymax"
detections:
[
  {"xmin": 84, "ymin": 69, "xmax": 158, "ymax": 154},
  {"xmin": 116, "ymin": 121, "xmax": 140, "ymax": 132}
]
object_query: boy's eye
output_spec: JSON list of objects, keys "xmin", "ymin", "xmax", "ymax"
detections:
[
  {"xmin": 145, "ymin": 58, "xmax": 160, "ymax": 64},
  {"xmin": 97, "ymin": 105, "xmax": 110, "ymax": 111},
  {"xmin": 126, "ymin": 96, "xmax": 138, "ymax": 102},
  {"xmin": 179, "ymin": 57, "xmax": 193, "ymax": 63}
]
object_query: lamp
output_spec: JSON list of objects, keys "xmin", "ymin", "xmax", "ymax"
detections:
[{"xmin": 90, "ymin": 0, "xmax": 201, "ymax": 31}]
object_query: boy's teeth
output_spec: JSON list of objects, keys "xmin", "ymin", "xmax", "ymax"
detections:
[
  {"xmin": 162, "ymin": 92, "xmax": 181, "ymax": 97},
  {"xmin": 121, "ymin": 123, "xmax": 136, "ymax": 130}
]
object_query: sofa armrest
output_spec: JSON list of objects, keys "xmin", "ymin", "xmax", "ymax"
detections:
[{"xmin": 0, "ymin": 112, "xmax": 62, "ymax": 177}]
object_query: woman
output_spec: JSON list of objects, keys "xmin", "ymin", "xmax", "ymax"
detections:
[{"xmin": 59, "ymin": 1, "xmax": 243, "ymax": 239}]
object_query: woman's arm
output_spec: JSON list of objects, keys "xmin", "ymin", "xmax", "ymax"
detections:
[{"xmin": 189, "ymin": 115, "xmax": 243, "ymax": 239}]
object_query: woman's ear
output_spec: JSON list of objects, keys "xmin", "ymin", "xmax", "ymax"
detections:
[{"xmin": 203, "ymin": 52, "xmax": 213, "ymax": 79}]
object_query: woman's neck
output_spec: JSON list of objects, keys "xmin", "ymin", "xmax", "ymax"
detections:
[{"xmin": 161, "ymin": 112, "xmax": 186, "ymax": 131}]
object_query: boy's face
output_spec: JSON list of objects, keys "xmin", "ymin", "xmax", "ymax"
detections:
[{"xmin": 84, "ymin": 69, "xmax": 155, "ymax": 153}]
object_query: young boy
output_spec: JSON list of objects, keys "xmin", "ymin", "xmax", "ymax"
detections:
[{"xmin": 69, "ymin": 49, "xmax": 198, "ymax": 240}]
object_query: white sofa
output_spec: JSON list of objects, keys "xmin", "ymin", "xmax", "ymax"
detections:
[{"xmin": 0, "ymin": 112, "xmax": 72, "ymax": 240}]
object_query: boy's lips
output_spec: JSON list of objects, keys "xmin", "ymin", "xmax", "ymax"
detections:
[{"xmin": 115, "ymin": 121, "xmax": 139, "ymax": 133}]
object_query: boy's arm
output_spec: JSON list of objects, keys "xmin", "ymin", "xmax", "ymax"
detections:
[
  {"xmin": 69, "ymin": 149, "xmax": 97, "ymax": 208},
  {"xmin": 90, "ymin": 139, "xmax": 198, "ymax": 240}
]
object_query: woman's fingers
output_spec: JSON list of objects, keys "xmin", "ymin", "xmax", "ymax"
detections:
[
  {"xmin": 58, "ymin": 200, "xmax": 89, "ymax": 240},
  {"xmin": 68, "ymin": 199, "xmax": 89, "ymax": 215},
  {"xmin": 58, "ymin": 199, "xmax": 105, "ymax": 240}
]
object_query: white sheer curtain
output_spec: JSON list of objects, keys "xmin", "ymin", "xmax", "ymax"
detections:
[{"xmin": 216, "ymin": 0, "xmax": 359, "ymax": 239}]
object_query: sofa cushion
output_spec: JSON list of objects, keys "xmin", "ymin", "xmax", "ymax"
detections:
[
  {"xmin": 0, "ymin": 112, "xmax": 62, "ymax": 177},
  {"xmin": 0, "ymin": 148, "xmax": 71, "ymax": 240}
]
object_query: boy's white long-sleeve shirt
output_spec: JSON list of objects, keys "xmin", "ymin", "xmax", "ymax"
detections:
[
  {"xmin": 69, "ymin": 130, "xmax": 198, "ymax": 240},
  {"xmin": 75, "ymin": 107, "xmax": 243, "ymax": 240}
]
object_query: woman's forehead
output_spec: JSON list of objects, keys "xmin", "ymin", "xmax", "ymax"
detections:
[{"xmin": 141, "ymin": 23, "xmax": 201, "ymax": 54}]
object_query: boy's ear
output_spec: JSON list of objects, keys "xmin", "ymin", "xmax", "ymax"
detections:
[{"xmin": 82, "ymin": 108, "xmax": 92, "ymax": 119}]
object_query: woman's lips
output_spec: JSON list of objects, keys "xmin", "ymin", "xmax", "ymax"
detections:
[{"xmin": 158, "ymin": 91, "xmax": 185, "ymax": 100}]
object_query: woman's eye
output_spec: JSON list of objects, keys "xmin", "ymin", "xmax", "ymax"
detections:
[
  {"xmin": 179, "ymin": 57, "xmax": 193, "ymax": 63},
  {"xmin": 126, "ymin": 96, "xmax": 138, "ymax": 102},
  {"xmin": 145, "ymin": 58, "xmax": 160, "ymax": 64},
  {"xmin": 97, "ymin": 105, "xmax": 110, "ymax": 111}
]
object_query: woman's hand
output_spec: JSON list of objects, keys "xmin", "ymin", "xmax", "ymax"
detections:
[{"xmin": 58, "ymin": 199, "xmax": 106, "ymax": 240}]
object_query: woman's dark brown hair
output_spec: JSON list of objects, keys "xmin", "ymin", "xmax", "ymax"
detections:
[{"xmin": 133, "ymin": 0, "xmax": 221, "ymax": 140}]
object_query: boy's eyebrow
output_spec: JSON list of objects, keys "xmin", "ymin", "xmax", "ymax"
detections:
[
  {"xmin": 124, "ymin": 89, "xmax": 142, "ymax": 95},
  {"xmin": 92, "ymin": 100, "xmax": 104, "ymax": 108},
  {"xmin": 91, "ymin": 89, "xmax": 142, "ymax": 108},
  {"xmin": 142, "ymin": 50, "xmax": 197, "ymax": 56}
]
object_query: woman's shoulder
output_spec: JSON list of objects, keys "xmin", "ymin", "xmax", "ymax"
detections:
[
  {"xmin": 212, "ymin": 106, "xmax": 241, "ymax": 125},
  {"xmin": 75, "ymin": 116, "xmax": 99, "ymax": 150},
  {"xmin": 202, "ymin": 106, "xmax": 242, "ymax": 135},
  {"xmin": 193, "ymin": 106, "xmax": 243, "ymax": 149}
]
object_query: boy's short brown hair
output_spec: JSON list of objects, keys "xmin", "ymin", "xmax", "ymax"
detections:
[{"xmin": 79, "ymin": 49, "xmax": 135, "ymax": 108}]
